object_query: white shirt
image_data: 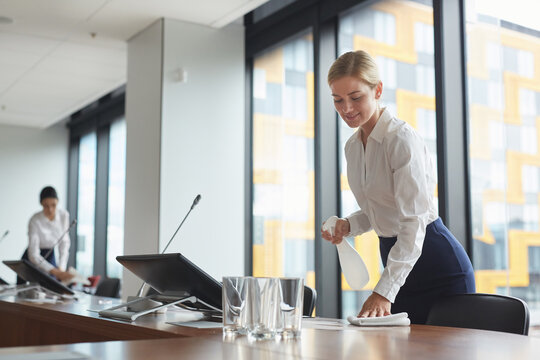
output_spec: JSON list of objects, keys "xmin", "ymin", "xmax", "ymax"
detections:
[
  {"xmin": 344, "ymin": 108, "xmax": 438, "ymax": 303},
  {"xmin": 28, "ymin": 208, "xmax": 71, "ymax": 273}
]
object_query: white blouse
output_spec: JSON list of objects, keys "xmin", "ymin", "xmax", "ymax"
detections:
[
  {"xmin": 27, "ymin": 208, "xmax": 71, "ymax": 273},
  {"xmin": 344, "ymin": 108, "xmax": 438, "ymax": 303}
]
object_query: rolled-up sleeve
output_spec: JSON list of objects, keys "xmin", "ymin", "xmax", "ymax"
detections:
[
  {"xmin": 373, "ymin": 129, "xmax": 431, "ymax": 302},
  {"xmin": 346, "ymin": 210, "xmax": 372, "ymax": 237}
]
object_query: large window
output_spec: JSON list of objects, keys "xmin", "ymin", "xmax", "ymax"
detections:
[
  {"xmin": 337, "ymin": 0, "xmax": 437, "ymax": 318},
  {"xmin": 246, "ymin": 0, "xmax": 537, "ymax": 324},
  {"xmin": 68, "ymin": 90, "xmax": 126, "ymax": 280},
  {"xmin": 465, "ymin": 0, "xmax": 540, "ymax": 317},
  {"xmin": 251, "ymin": 31, "xmax": 316, "ymax": 289},
  {"xmin": 76, "ymin": 132, "xmax": 97, "ymax": 277},
  {"xmin": 106, "ymin": 119, "xmax": 126, "ymax": 279}
]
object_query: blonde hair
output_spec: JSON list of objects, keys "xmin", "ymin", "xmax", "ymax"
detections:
[{"xmin": 327, "ymin": 50, "xmax": 380, "ymax": 88}]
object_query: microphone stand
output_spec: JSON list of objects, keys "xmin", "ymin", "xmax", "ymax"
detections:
[
  {"xmin": 126, "ymin": 195, "xmax": 201, "ymax": 313},
  {"xmin": 42, "ymin": 220, "xmax": 77, "ymax": 263},
  {"xmin": 36, "ymin": 220, "xmax": 77, "ymax": 270},
  {"xmin": 136, "ymin": 195, "xmax": 201, "ymax": 296}
]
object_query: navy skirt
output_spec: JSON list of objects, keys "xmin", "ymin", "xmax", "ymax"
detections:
[
  {"xmin": 379, "ymin": 218, "xmax": 475, "ymax": 324},
  {"xmin": 16, "ymin": 248, "xmax": 56, "ymax": 285}
]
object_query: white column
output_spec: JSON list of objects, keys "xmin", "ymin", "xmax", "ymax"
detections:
[{"xmin": 124, "ymin": 18, "xmax": 245, "ymax": 298}]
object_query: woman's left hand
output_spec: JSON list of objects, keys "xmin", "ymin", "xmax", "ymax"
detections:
[{"xmin": 358, "ymin": 292, "xmax": 391, "ymax": 317}]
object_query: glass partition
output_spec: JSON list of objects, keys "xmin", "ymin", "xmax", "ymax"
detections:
[{"xmin": 251, "ymin": 31, "xmax": 316, "ymax": 290}]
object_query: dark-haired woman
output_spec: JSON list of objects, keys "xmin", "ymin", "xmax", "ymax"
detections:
[{"xmin": 18, "ymin": 186, "xmax": 73, "ymax": 284}]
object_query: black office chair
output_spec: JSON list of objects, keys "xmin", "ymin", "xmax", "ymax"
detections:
[
  {"xmin": 95, "ymin": 277, "xmax": 121, "ymax": 298},
  {"xmin": 303, "ymin": 285, "xmax": 317, "ymax": 317},
  {"xmin": 425, "ymin": 293, "xmax": 530, "ymax": 335}
]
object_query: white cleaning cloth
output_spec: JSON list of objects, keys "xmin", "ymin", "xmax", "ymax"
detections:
[
  {"xmin": 62, "ymin": 267, "xmax": 91, "ymax": 286},
  {"xmin": 347, "ymin": 312, "xmax": 410, "ymax": 327}
]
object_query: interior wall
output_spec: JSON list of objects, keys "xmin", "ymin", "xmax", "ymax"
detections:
[
  {"xmin": 0, "ymin": 123, "xmax": 68, "ymax": 283},
  {"xmin": 160, "ymin": 19, "xmax": 245, "ymax": 282},
  {"xmin": 123, "ymin": 19, "xmax": 164, "ymax": 297}
]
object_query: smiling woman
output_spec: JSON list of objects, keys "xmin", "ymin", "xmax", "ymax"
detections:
[
  {"xmin": 335, "ymin": 0, "xmax": 440, "ymax": 320},
  {"xmin": 330, "ymin": 76, "xmax": 382, "ymax": 139},
  {"xmin": 321, "ymin": 50, "xmax": 476, "ymax": 324}
]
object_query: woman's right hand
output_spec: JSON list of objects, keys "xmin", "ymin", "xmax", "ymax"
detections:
[
  {"xmin": 50, "ymin": 268, "xmax": 75, "ymax": 282},
  {"xmin": 321, "ymin": 217, "xmax": 351, "ymax": 245}
]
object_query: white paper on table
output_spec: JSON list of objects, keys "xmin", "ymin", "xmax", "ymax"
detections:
[
  {"xmin": 167, "ymin": 320, "xmax": 222, "ymax": 329},
  {"xmin": 323, "ymin": 216, "xmax": 369, "ymax": 290}
]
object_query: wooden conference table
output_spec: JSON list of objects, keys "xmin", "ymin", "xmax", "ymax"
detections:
[{"xmin": 1, "ymin": 293, "xmax": 540, "ymax": 359}]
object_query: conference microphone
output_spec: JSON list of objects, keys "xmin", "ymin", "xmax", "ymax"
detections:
[
  {"xmin": 40, "ymin": 219, "xmax": 77, "ymax": 264},
  {"xmin": 162, "ymin": 194, "xmax": 201, "ymax": 254},
  {"xmin": 135, "ymin": 194, "xmax": 202, "ymax": 297},
  {"xmin": 0, "ymin": 230, "xmax": 8, "ymax": 242}
]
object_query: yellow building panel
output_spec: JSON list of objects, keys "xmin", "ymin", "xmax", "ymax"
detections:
[
  {"xmin": 307, "ymin": 71, "xmax": 315, "ymax": 137},
  {"xmin": 469, "ymin": 104, "xmax": 504, "ymax": 160},
  {"xmin": 253, "ymin": 113, "xmax": 284, "ymax": 169},
  {"xmin": 282, "ymin": 118, "xmax": 314, "ymax": 138},
  {"xmin": 305, "ymin": 271, "xmax": 316, "ymax": 289},
  {"xmin": 503, "ymin": 72, "xmax": 540, "ymax": 125},
  {"xmin": 396, "ymin": 89, "xmax": 436, "ymax": 128},
  {"xmin": 354, "ymin": 0, "xmax": 433, "ymax": 64},
  {"xmin": 284, "ymin": 222, "xmax": 315, "ymax": 241},
  {"xmin": 252, "ymin": 244, "xmax": 265, "ymax": 277},
  {"xmin": 473, "ymin": 190, "xmax": 505, "ymax": 245},
  {"xmin": 308, "ymin": 171, "xmax": 316, "ymax": 238},
  {"xmin": 506, "ymin": 150, "xmax": 540, "ymax": 204},
  {"xmin": 258, "ymin": 219, "xmax": 283, "ymax": 277},
  {"xmin": 475, "ymin": 230, "xmax": 540, "ymax": 293},
  {"xmin": 254, "ymin": 48, "xmax": 284, "ymax": 84},
  {"xmin": 465, "ymin": 24, "xmax": 499, "ymax": 80},
  {"xmin": 482, "ymin": 190, "xmax": 506, "ymax": 203},
  {"xmin": 500, "ymin": 28, "xmax": 540, "ymax": 80},
  {"xmin": 354, "ymin": 36, "xmax": 417, "ymax": 65},
  {"xmin": 253, "ymin": 169, "xmax": 281, "ymax": 184},
  {"xmin": 373, "ymin": 0, "xmax": 433, "ymax": 25}
]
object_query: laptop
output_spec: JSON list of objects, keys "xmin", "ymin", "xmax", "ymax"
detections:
[
  {"xmin": 2, "ymin": 259, "xmax": 74, "ymax": 295},
  {"xmin": 116, "ymin": 253, "xmax": 222, "ymax": 311}
]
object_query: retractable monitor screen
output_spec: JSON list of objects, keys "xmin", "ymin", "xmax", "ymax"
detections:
[
  {"xmin": 2, "ymin": 259, "xmax": 74, "ymax": 295},
  {"xmin": 116, "ymin": 253, "xmax": 222, "ymax": 310}
]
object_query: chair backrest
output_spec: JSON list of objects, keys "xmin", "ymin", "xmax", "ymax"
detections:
[
  {"xmin": 303, "ymin": 285, "xmax": 317, "ymax": 317},
  {"xmin": 95, "ymin": 277, "xmax": 121, "ymax": 298},
  {"xmin": 426, "ymin": 293, "xmax": 529, "ymax": 335}
]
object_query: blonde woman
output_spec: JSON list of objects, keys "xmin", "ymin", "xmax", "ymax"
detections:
[{"xmin": 321, "ymin": 50, "xmax": 475, "ymax": 324}]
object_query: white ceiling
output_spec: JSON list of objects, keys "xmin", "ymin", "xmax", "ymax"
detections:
[{"xmin": 0, "ymin": 0, "xmax": 267, "ymax": 129}]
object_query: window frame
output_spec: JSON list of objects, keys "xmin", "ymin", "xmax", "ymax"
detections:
[
  {"xmin": 245, "ymin": 0, "xmax": 471, "ymax": 318},
  {"xmin": 66, "ymin": 88, "xmax": 126, "ymax": 277}
]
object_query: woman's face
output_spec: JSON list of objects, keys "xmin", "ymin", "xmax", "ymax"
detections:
[
  {"xmin": 330, "ymin": 76, "xmax": 382, "ymax": 129},
  {"xmin": 41, "ymin": 198, "xmax": 58, "ymax": 220}
]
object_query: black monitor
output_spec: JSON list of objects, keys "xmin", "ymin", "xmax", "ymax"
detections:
[
  {"xmin": 2, "ymin": 259, "xmax": 74, "ymax": 295},
  {"xmin": 116, "ymin": 253, "xmax": 222, "ymax": 310}
]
